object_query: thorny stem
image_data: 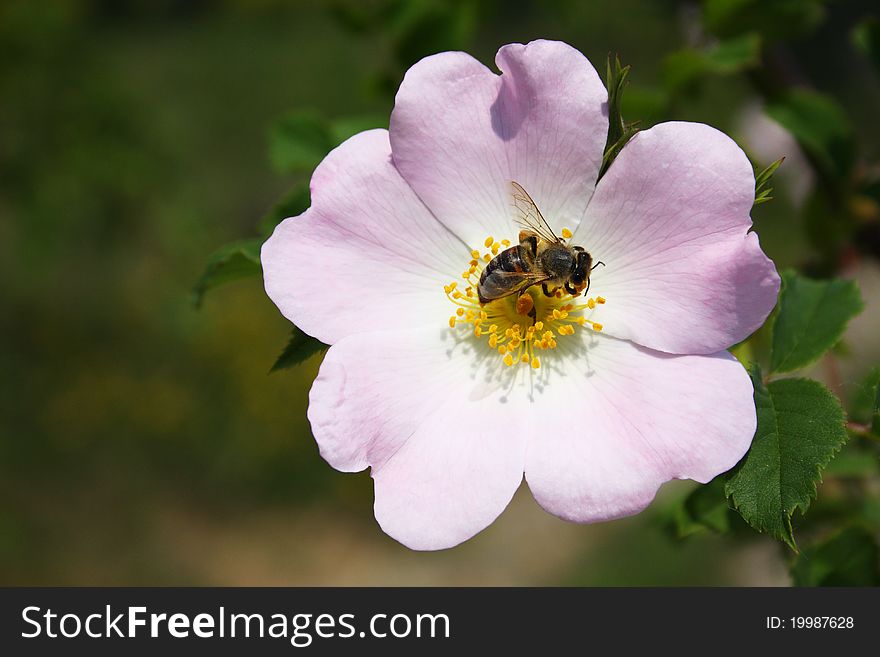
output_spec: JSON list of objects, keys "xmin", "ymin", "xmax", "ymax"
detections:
[
  {"xmin": 847, "ymin": 422, "xmax": 880, "ymax": 443},
  {"xmin": 823, "ymin": 351, "xmax": 846, "ymax": 407}
]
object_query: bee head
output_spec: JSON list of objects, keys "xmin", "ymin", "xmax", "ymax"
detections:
[{"xmin": 569, "ymin": 250, "xmax": 592, "ymax": 293}]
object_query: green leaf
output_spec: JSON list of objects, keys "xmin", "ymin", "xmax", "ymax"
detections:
[
  {"xmin": 770, "ymin": 270, "xmax": 863, "ymax": 373},
  {"xmin": 387, "ymin": 0, "xmax": 477, "ymax": 67},
  {"xmin": 791, "ymin": 526, "xmax": 880, "ymax": 586},
  {"xmin": 269, "ymin": 111, "xmax": 335, "ymax": 175},
  {"xmin": 662, "ymin": 32, "xmax": 761, "ymax": 92},
  {"xmin": 259, "ymin": 184, "xmax": 310, "ymax": 237},
  {"xmin": 270, "ymin": 328, "xmax": 327, "ymax": 372},
  {"xmin": 853, "ymin": 17, "xmax": 880, "ymax": 74},
  {"xmin": 850, "ymin": 367, "xmax": 880, "ymax": 433},
  {"xmin": 725, "ymin": 366, "xmax": 848, "ymax": 550},
  {"xmin": 702, "ymin": 0, "xmax": 827, "ymax": 41},
  {"xmin": 670, "ymin": 478, "xmax": 732, "ymax": 538},
  {"xmin": 330, "ymin": 115, "xmax": 386, "ymax": 145},
  {"xmin": 765, "ymin": 90, "xmax": 855, "ymax": 187},
  {"xmin": 191, "ymin": 239, "xmax": 262, "ymax": 308},
  {"xmin": 599, "ymin": 55, "xmax": 638, "ymax": 181},
  {"xmin": 268, "ymin": 112, "xmax": 385, "ymax": 175}
]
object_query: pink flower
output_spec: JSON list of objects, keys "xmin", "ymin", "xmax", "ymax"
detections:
[{"xmin": 261, "ymin": 40, "xmax": 780, "ymax": 550}]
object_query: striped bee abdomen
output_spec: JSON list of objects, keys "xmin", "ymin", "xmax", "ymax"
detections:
[{"xmin": 478, "ymin": 241, "xmax": 535, "ymax": 303}]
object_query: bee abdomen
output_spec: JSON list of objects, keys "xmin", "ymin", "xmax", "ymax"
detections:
[{"xmin": 478, "ymin": 245, "xmax": 532, "ymax": 303}]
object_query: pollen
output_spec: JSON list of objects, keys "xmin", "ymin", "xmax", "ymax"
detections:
[
  {"xmin": 515, "ymin": 293, "xmax": 534, "ymax": 317},
  {"xmin": 443, "ymin": 236, "xmax": 607, "ymax": 369},
  {"xmin": 561, "ymin": 227, "xmax": 573, "ymax": 239}
]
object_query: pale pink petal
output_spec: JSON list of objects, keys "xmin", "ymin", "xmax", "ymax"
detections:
[
  {"xmin": 390, "ymin": 39, "xmax": 608, "ymax": 247},
  {"xmin": 308, "ymin": 328, "xmax": 527, "ymax": 550},
  {"xmin": 576, "ymin": 122, "xmax": 780, "ymax": 354},
  {"xmin": 261, "ymin": 129, "xmax": 466, "ymax": 345},
  {"xmin": 525, "ymin": 334, "xmax": 755, "ymax": 523}
]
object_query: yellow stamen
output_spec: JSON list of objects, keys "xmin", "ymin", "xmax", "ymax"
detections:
[
  {"xmin": 443, "ymin": 243, "xmax": 608, "ymax": 367},
  {"xmin": 561, "ymin": 227, "xmax": 573, "ymax": 239}
]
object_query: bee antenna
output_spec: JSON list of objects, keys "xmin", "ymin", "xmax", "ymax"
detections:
[{"xmin": 591, "ymin": 261, "xmax": 605, "ymax": 271}]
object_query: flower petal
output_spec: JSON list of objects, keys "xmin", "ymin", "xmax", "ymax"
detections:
[
  {"xmin": 308, "ymin": 327, "xmax": 527, "ymax": 550},
  {"xmin": 261, "ymin": 129, "xmax": 466, "ymax": 345},
  {"xmin": 576, "ymin": 121, "xmax": 780, "ymax": 354},
  {"xmin": 390, "ymin": 39, "xmax": 608, "ymax": 247},
  {"xmin": 525, "ymin": 334, "xmax": 755, "ymax": 523}
]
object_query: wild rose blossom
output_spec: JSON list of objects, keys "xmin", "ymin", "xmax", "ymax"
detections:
[{"xmin": 262, "ymin": 40, "xmax": 780, "ymax": 550}]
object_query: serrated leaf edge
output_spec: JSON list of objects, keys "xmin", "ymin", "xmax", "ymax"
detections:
[{"xmin": 725, "ymin": 373, "xmax": 849, "ymax": 552}]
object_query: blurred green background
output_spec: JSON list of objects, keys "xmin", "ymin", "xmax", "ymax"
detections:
[{"xmin": 2, "ymin": 0, "xmax": 879, "ymax": 585}]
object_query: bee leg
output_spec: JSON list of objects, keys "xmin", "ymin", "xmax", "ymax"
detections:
[
  {"xmin": 541, "ymin": 283, "xmax": 557, "ymax": 298},
  {"xmin": 564, "ymin": 282, "xmax": 577, "ymax": 296}
]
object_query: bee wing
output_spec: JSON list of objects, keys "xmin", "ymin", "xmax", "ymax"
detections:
[
  {"xmin": 511, "ymin": 181, "xmax": 560, "ymax": 244},
  {"xmin": 480, "ymin": 269, "xmax": 549, "ymax": 301}
]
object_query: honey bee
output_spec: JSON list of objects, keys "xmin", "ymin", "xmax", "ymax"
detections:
[{"xmin": 478, "ymin": 182, "xmax": 603, "ymax": 318}]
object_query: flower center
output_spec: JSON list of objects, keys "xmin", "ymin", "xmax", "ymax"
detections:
[{"xmin": 444, "ymin": 234, "xmax": 605, "ymax": 369}]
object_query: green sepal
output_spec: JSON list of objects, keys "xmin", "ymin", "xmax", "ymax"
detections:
[
  {"xmin": 753, "ymin": 156, "xmax": 784, "ymax": 206},
  {"xmin": 598, "ymin": 55, "xmax": 639, "ymax": 181}
]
